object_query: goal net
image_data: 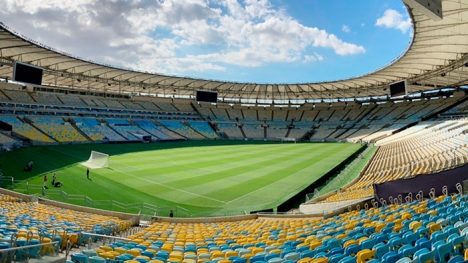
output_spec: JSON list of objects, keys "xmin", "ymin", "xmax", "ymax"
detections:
[{"xmin": 81, "ymin": 151, "xmax": 109, "ymax": 169}]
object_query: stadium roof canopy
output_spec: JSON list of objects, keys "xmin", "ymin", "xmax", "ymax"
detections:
[{"xmin": 0, "ymin": 0, "xmax": 467, "ymax": 102}]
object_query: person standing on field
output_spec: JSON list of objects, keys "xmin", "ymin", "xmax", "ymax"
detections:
[{"xmin": 86, "ymin": 168, "xmax": 90, "ymax": 180}]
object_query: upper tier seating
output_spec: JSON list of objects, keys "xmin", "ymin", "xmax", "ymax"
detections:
[
  {"xmin": 173, "ymin": 102, "xmax": 195, "ymax": 113},
  {"xmin": 267, "ymin": 122, "xmax": 289, "ymax": 139},
  {"xmin": 217, "ymin": 123, "xmax": 244, "ymax": 139},
  {"xmin": 28, "ymin": 116, "xmax": 88, "ymax": 143},
  {"xmin": 0, "ymin": 115, "xmax": 54, "ymax": 143},
  {"xmin": 74, "ymin": 117, "xmax": 125, "ymax": 142},
  {"xmin": 57, "ymin": 94, "xmax": 85, "ymax": 106},
  {"xmin": 32, "ymin": 92, "xmax": 63, "ymax": 105},
  {"xmin": 74, "ymin": 193, "xmax": 468, "ymax": 263},
  {"xmin": 106, "ymin": 119, "xmax": 151, "ymax": 140},
  {"xmin": 135, "ymin": 120, "xmax": 184, "ymax": 140},
  {"xmin": 243, "ymin": 109, "xmax": 258, "ymax": 121},
  {"xmin": 325, "ymin": 119, "xmax": 468, "ymax": 202},
  {"xmin": 1, "ymin": 89, "xmax": 35, "ymax": 104},
  {"xmin": 188, "ymin": 121, "xmax": 218, "ymax": 139},
  {"xmin": 211, "ymin": 108, "xmax": 230, "ymax": 121},
  {"xmin": 227, "ymin": 108, "xmax": 244, "ymax": 121},
  {"xmin": 160, "ymin": 120, "xmax": 205, "ymax": 139},
  {"xmin": 242, "ymin": 124, "xmax": 265, "ymax": 140}
]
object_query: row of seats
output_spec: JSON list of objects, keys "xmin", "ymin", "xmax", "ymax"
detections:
[
  {"xmin": 0, "ymin": 88, "xmax": 195, "ymax": 113},
  {"xmin": 159, "ymin": 121, "xmax": 206, "ymax": 140},
  {"xmin": 0, "ymin": 115, "xmax": 54, "ymax": 143},
  {"xmin": 0, "ymin": 115, "xmax": 217, "ymax": 144},
  {"xmin": 195, "ymin": 98, "xmax": 457, "ymax": 123},
  {"xmin": 324, "ymin": 119, "xmax": 467, "ymax": 202},
  {"xmin": 28, "ymin": 116, "xmax": 88, "ymax": 143},
  {"xmin": 0, "ymin": 194, "xmax": 132, "ymax": 260},
  {"xmin": 71, "ymin": 193, "xmax": 468, "ymax": 263}
]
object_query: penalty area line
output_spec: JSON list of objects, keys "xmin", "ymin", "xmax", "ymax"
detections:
[{"xmin": 107, "ymin": 165, "xmax": 228, "ymax": 205}]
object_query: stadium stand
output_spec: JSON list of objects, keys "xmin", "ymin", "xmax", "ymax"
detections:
[
  {"xmin": 1, "ymin": 89, "xmax": 35, "ymax": 104},
  {"xmin": 56, "ymin": 94, "xmax": 85, "ymax": 107},
  {"xmin": 0, "ymin": 115, "xmax": 55, "ymax": 143},
  {"xmin": 27, "ymin": 116, "xmax": 88, "ymax": 143},
  {"xmin": 324, "ymin": 118, "xmax": 468, "ymax": 202},
  {"xmin": 105, "ymin": 119, "xmax": 151, "ymax": 141},
  {"xmin": 243, "ymin": 109, "xmax": 258, "ymax": 121},
  {"xmin": 188, "ymin": 121, "xmax": 218, "ymax": 139},
  {"xmin": 160, "ymin": 120, "xmax": 206, "ymax": 139},
  {"xmin": 216, "ymin": 123, "xmax": 244, "ymax": 139},
  {"xmin": 0, "ymin": 132, "xmax": 18, "ymax": 148},
  {"xmin": 0, "ymin": 191, "xmax": 133, "ymax": 260},
  {"xmin": 31, "ymin": 92, "xmax": 63, "ymax": 105},
  {"xmin": 73, "ymin": 117, "xmax": 126, "ymax": 142},
  {"xmin": 258, "ymin": 109, "xmax": 273, "ymax": 121},
  {"xmin": 173, "ymin": 102, "xmax": 196, "ymax": 113},
  {"xmin": 71, "ymin": 193, "xmax": 468, "ymax": 263},
  {"xmin": 267, "ymin": 122, "xmax": 289, "ymax": 139},
  {"xmin": 135, "ymin": 119, "xmax": 185, "ymax": 140},
  {"xmin": 242, "ymin": 123, "xmax": 265, "ymax": 140},
  {"xmin": 211, "ymin": 108, "xmax": 230, "ymax": 121},
  {"xmin": 227, "ymin": 108, "xmax": 244, "ymax": 121}
]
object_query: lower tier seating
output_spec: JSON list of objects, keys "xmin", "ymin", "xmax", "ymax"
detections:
[
  {"xmin": 72, "ymin": 193, "xmax": 468, "ymax": 263},
  {"xmin": 0, "ymin": 193, "xmax": 132, "ymax": 259},
  {"xmin": 325, "ymin": 119, "xmax": 468, "ymax": 202}
]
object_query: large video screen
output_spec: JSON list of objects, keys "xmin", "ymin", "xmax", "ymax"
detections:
[
  {"xmin": 390, "ymin": 81, "xmax": 406, "ymax": 97},
  {"xmin": 13, "ymin": 62, "xmax": 43, "ymax": 85},
  {"xmin": 196, "ymin": 90, "xmax": 218, "ymax": 103}
]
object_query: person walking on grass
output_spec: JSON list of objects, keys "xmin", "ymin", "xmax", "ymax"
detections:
[
  {"xmin": 86, "ymin": 168, "xmax": 90, "ymax": 180},
  {"xmin": 43, "ymin": 174, "xmax": 48, "ymax": 189}
]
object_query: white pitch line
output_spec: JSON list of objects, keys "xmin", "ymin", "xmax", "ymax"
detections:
[
  {"xmin": 49, "ymin": 147, "xmax": 227, "ymax": 205},
  {"xmin": 109, "ymin": 164, "xmax": 227, "ymax": 204}
]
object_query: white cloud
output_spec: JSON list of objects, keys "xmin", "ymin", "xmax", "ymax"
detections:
[
  {"xmin": 375, "ymin": 9, "xmax": 412, "ymax": 33},
  {"xmin": 0, "ymin": 0, "xmax": 366, "ymax": 76},
  {"xmin": 303, "ymin": 53, "xmax": 324, "ymax": 63},
  {"xmin": 341, "ymin": 25, "xmax": 351, "ymax": 33}
]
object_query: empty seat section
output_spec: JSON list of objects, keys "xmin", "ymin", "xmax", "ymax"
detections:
[
  {"xmin": 106, "ymin": 119, "xmax": 151, "ymax": 140},
  {"xmin": 0, "ymin": 116, "xmax": 54, "ymax": 143},
  {"xmin": 160, "ymin": 120, "xmax": 205, "ymax": 139},
  {"xmin": 188, "ymin": 121, "xmax": 218, "ymax": 139},
  {"xmin": 74, "ymin": 117, "xmax": 125, "ymax": 142}
]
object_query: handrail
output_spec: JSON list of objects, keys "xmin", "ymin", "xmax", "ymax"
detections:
[
  {"xmin": 0, "ymin": 241, "xmax": 59, "ymax": 253},
  {"xmin": 81, "ymin": 232, "xmax": 131, "ymax": 241}
]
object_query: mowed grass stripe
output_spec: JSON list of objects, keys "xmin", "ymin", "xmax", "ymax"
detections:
[
  {"xmin": 111, "ymin": 144, "xmax": 296, "ymax": 176},
  {"xmin": 107, "ymin": 144, "xmax": 303, "ymax": 204},
  {"xmin": 178, "ymin": 144, "xmax": 340, "ymax": 198},
  {"xmin": 186, "ymin": 144, "xmax": 359, "ymax": 204},
  {"xmin": 151, "ymin": 144, "xmax": 308, "ymax": 186},
  {"xmin": 115, "ymin": 143, "xmax": 294, "ymax": 162},
  {"xmin": 142, "ymin": 146, "xmax": 321, "ymax": 204},
  {"xmin": 223, "ymin": 144, "xmax": 361, "ymax": 207},
  {"xmin": 113, "ymin": 144, "xmax": 277, "ymax": 166}
]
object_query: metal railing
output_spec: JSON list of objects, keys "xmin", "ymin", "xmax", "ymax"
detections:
[
  {"xmin": 0, "ymin": 241, "xmax": 60, "ymax": 263},
  {"xmin": 0, "ymin": 176, "xmax": 193, "ymax": 218}
]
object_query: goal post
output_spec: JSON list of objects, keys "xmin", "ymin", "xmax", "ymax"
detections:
[
  {"xmin": 81, "ymin": 151, "xmax": 109, "ymax": 169},
  {"xmin": 281, "ymin": 137, "xmax": 297, "ymax": 143}
]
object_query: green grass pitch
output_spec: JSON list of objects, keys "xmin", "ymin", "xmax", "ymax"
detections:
[{"xmin": 0, "ymin": 141, "xmax": 361, "ymax": 216}]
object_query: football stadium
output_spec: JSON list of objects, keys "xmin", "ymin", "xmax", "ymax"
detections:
[{"xmin": 0, "ymin": 0, "xmax": 467, "ymax": 262}]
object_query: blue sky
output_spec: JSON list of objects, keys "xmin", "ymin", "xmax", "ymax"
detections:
[{"xmin": 0, "ymin": 0, "xmax": 412, "ymax": 83}]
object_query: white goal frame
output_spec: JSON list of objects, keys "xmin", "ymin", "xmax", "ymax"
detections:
[
  {"xmin": 281, "ymin": 137, "xmax": 297, "ymax": 143},
  {"xmin": 81, "ymin": 151, "xmax": 109, "ymax": 169}
]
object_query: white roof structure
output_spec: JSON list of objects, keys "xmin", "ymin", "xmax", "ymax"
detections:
[{"xmin": 0, "ymin": 0, "xmax": 467, "ymax": 101}]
